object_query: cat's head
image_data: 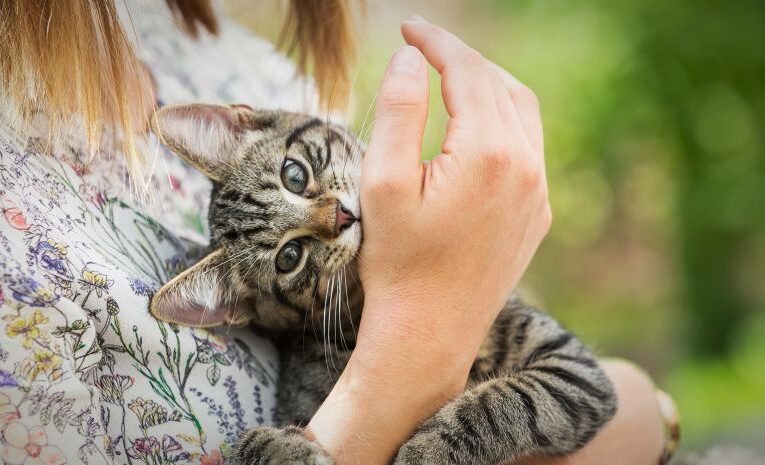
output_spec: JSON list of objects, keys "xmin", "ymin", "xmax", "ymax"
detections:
[{"xmin": 148, "ymin": 104, "xmax": 363, "ymax": 330}]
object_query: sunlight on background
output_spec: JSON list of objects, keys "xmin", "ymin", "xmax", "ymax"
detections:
[{"xmin": 229, "ymin": 0, "xmax": 765, "ymax": 453}]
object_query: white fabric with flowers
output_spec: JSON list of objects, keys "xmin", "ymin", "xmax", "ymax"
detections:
[{"xmin": 0, "ymin": 1, "xmax": 321, "ymax": 464}]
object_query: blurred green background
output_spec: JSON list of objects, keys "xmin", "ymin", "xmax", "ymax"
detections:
[{"xmin": 232, "ymin": 0, "xmax": 765, "ymax": 454}]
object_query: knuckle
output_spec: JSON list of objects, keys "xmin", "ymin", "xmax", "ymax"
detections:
[
  {"xmin": 481, "ymin": 149, "xmax": 513, "ymax": 178},
  {"xmin": 517, "ymin": 85, "xmax": 540, "ymax": 109},
  {"xmin": 481, "ymin": 138, "xmax": 513, "ymax": 169},
  {"xmin": 541, "ymin": 203, "xmax": 553, "ymax": 232},
  {"xmin": 462, "ymin": 49, "xmax": 486, "ymax": 68},
  {"xmin": 519, "ymin": 163, "xmax": 543, "ymax": 193},
  {"xmin": 377, "ymin": 90, "xmax": 423, "ymax": 116}
]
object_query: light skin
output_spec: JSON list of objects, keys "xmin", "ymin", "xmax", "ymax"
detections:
[{"xmin": 306, "ymin": 17, "xmax": 665, "ymax": 465}]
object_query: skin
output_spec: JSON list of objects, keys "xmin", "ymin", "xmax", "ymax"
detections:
[{"xmin": 306, "ymin": 17, "xmax": 665, "ymax": 465}]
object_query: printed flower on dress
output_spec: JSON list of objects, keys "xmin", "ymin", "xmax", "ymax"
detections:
[
  {"xmin": 29, "ymin": 240, "xmax": 74, "ymax": 292},
  {"xmin": 0, "ymin": 392, "xmax": 21, "ymax": 424},
  {"xmin": 128, "ymin": 398, "xmax": 182, "ymax": 430},
  {"xmin": 96, "ymin": 374, "xmax": 134, "ymax": 404},
  {"xmin": 0, "ymin": 369, "xmax": 18, "ymax": 388},
  {"xmin": 77, "ymin": 183, "xmax": 107, "ymax": 209},
  {"xmin": 200, "ymin": 449, "xmax": 225, "ymax": 465},
  {"xmin": 17, "ymin": 349, "xmax": 63, "ymax": 383},
  {"xmin": 2, "ymin": 207, "xmax": 30, "ymax": 230},
  {"xmin": 9, "ymin": 279, "xmax": 60, "ymax": 307},
  {"xmin": 126, "ymin": 436, "xmax": 160, "ymax": 461},
  {"xmin": 78, "ymin": 269, "xmax": 113, "ymax": 298},
  {"xmin": 128, "ymin": 278, "xmax": 155, "ymax": 297},
  {"xmin": 105, "ymin": 298, "xmax": 120, "ymax": 316},
  {"xmin": 127, "ymin": 435, "xmax": 190, "ymax": 463},
  {"xmin": 1, "ymin": 421, "xmax": 66, "ymax": 465},
  {"xmin": 161, "ymin": 435, "xmax": 190, "ymax": 462},
  {"xmin": 5, "ymin": 311, "xmax": 49, "ymax": 348}
]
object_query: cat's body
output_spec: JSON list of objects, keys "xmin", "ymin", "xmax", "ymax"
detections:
[{"xmin": 149, "ymin": 104, "xmax": 617, "ymax": 465}]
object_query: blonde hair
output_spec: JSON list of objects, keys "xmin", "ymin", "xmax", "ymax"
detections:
[{"xmin": 0, "ymin": 0, "xmax": 357, "ymax": 183}]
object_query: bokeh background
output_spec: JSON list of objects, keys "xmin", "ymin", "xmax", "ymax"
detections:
[{"xmin": 230, "ymin": 0, "xmax": 765, "ymax": 456}]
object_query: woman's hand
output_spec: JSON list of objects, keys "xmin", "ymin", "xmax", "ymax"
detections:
[
  {"xmin": 307, "ymin": 17, "xmax": 551, "ymax": 465},
  {"xmin": 357, "ymin": 17, "xmax": 551, "ymax": 377}
]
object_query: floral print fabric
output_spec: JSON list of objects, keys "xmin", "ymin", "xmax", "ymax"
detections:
[{"xmin": 0, "ymin": 1, "xmax": 320, "ymax": 463}]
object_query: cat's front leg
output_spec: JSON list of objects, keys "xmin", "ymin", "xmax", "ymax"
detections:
[
  {"xmin": 394, "ymin": 306, "xmax": 617, "ymax": 465},
  {"xmin": 394, "ymin": 376, "xmax": 596, "ymax": 465},
  {"xmin": 231, "ymin": 426, "xmax": 333, "ymax": 465}
]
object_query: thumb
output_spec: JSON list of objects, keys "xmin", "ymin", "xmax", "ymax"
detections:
[{"xmin": 363, "ymin": 45, "xmax": 429, "ymax": 199}]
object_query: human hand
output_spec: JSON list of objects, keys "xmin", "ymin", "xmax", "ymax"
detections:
[{"xmin": 356, "ymin": 15, "xmax": 551, "ymax": 382}]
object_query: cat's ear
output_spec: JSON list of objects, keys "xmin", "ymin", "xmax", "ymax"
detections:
[
  {"xmin": 149, "ymin": 248, "xmax": 250, "ymax": 327},
  {"xmin": 150, "ymin": 103, "xmax": 263, "ymax": 182}
]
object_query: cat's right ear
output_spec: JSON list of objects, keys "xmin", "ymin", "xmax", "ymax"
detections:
[
  {"xmin": 149, "ymin": 248, "xmax": 250, "ymax": 327},
  {"xmin": 150, "ymin": 103, "xmax": 261, "ymax": 182}
]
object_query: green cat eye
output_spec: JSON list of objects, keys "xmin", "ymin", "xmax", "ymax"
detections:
[
  {"xmin": 276, "ymin": 240, "xmax": 303, "ymax": 273},
  {"xmin": 281, "ymin": 159, "xmax": 307, "ymax": 194}
]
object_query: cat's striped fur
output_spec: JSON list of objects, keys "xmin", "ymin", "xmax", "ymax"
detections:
[{"xmin": 149, "ymin": 104, "xmax": 617, "ymax": 465}]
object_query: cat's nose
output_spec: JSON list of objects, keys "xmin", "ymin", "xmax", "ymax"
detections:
[{"xmin": 335, "ymin": 202, "xmax": 357, "ymax": 235}]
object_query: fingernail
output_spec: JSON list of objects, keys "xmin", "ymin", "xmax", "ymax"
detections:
[
  {"xmin": 409, "ymin": 15, "xmax": 428, "ymax": 23},
  {"xmin": 390, "ymin": 46, "xmax": 423, "ymax": 75}
]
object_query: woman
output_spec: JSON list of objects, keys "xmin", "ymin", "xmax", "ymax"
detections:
[{"xmin": 0, "ymin": 1, "xmax": 671, "ymax": 464}]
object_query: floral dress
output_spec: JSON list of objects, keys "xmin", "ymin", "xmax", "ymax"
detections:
[{"xmin": 0, "ymin": 2, "xmax": 320, "ymax": 464}]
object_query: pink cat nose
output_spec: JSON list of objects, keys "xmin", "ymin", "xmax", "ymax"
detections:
[{"xmin": 335, "ymin": 202, "xmax": 357, "ymax": 235}]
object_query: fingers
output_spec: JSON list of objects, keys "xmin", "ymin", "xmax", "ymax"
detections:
[
  {"xmin": 401, "ymin": 17, "xmax": 502, "ymax": 142},
  {"xmin": 487, "ymin": 61, "xmax": 544, "ymax": 155},
  {"xmin": 363, "ymin": 46, "xmax": 429, "ymax": 202}
]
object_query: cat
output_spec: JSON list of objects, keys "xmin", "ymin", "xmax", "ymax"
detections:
[{"xmin": 149, "ymin": 103, "xmax": 618, "ymax": 465}]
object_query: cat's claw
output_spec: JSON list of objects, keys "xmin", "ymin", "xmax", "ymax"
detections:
[{"xmin": 231, "ymin": 426, "xmax": 333, "ymax": 465}]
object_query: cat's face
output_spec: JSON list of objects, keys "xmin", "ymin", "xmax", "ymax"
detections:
[{"xmin": 148, "ymin": 104, "xmax": 363, "ymax": 330}]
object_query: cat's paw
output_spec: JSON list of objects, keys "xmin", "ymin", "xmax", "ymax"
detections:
[
  {"xmin": 393, "ymin": 421, "xmax": 456, "ymax": 465},
  {"xmin": 231, "ymin": 426, "xmax": 333, "ymax": 465}
]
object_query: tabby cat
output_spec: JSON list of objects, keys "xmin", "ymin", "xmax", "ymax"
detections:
[{"xmin": 149, "ymin": 103, "xmax": 618, "ymax": 465}]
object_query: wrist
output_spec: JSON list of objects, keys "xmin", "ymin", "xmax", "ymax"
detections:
[
  {"xmin": 306, "ymin": 304, "xmax": 472, "ymax": 465},
  {"xmin": 356, "ymin": 289, "xmax": 486, "ymax": 379},
  {"xmin": 307, "ymin": 355, "xmax": 465, "ymax": 465}
]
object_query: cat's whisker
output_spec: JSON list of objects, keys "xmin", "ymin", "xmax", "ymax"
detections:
[
  {"xmin": 335, "ymin": 269, "xmax": 344, "ymax": 354},
  {"xmin": 337, "ymin": 267, "xmax": 352, "ymax": 353},
  {"xmin": 356, "ymin": 89, "xmax": 379, "ymax": 146},
  {"xmin": 324, "ymin": 74, "xmax": 343, "ymax": 185},
  {"xmin": 306, "ymin": 272, "xmax": 325, "ymax": 348},
  {"xmin": 342, "ymin": 265, "xmax": 357, "ymax": 336},
  {"xmin": 324, "ymin": 274, "xmax": 339, "ymax": 375},
  {"xmin": 340, "ymin": 70, "xmax": 360, "ymax": 181}
]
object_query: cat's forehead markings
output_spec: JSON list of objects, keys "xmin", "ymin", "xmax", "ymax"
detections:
[{"xmin": 285, "ymin": 119, "xmax": 323, "ymax": 148}]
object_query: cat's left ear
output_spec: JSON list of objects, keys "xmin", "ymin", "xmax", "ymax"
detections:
[
  {"xmin": 149, "ymin": 248, "xmax": 251, "ymax": 328},
  {"xmin": 150, "ymin": 103, "xmax": 264, "ymax": 182}
]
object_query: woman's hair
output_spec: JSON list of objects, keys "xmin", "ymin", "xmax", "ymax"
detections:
[{"xmin": 0, "ymin": 0, "xmax": 357, "ymax": 186}]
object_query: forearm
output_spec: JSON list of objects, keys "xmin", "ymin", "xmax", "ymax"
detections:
[
  {"xmin": 515, "ymin": 360, "xmax": 666, "ymax": 465},
  {"xmin": 306, "ymin": 309, "xmax": 474, "ymax": 465}
]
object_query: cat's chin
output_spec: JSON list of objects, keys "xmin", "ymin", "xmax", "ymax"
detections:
[{"xmin": 330, "ymin": 222, "xmax": 361, "ymax": 271}]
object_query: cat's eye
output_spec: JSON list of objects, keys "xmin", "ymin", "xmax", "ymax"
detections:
[
  {"xmin": 276, "ymin": 240, "xmax": 303, "ymax": 273},
  {"xmin": 281, "ymin": 159, "xmax": 308, "ymax": 194}
]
